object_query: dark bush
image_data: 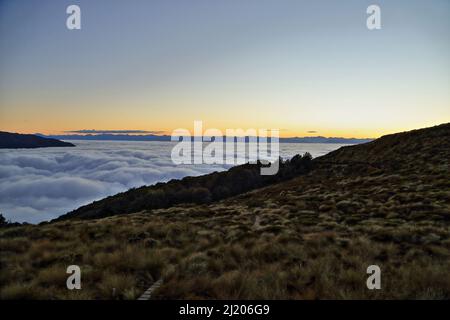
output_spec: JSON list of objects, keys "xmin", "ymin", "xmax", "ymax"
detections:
[{"xmin": 57, "ymin": 153, "xmax": 314, "ymax": 220}]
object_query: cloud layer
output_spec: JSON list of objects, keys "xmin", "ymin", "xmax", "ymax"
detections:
[
  {"xmin": 0, "ymin": 141, "xmax": 344, "ymax": 223},
  {"xmin": 0, "ymin": 141, "xmax": 230, "ymax": 223}
]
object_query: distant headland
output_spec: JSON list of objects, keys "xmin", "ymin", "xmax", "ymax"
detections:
[{"xmin": 0, "ymin": 132, "xmax": 75, "ymax": 149}]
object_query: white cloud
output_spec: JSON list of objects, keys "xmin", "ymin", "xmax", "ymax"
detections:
[
  {"xmin": 0, "ymin": 141, "xmax": 230, "ymax": 223},
  {"xmin": 0, "ymin": 140, "xmax": 344, "ymax": 223}
]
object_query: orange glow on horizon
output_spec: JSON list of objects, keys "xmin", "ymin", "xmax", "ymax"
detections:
[{"xmin": 3, "ymin": 123, "xmax": 448, "ymax": 140}]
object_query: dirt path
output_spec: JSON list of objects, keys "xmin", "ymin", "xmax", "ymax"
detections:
[{"xmin": 137, "ymin": 278, "xmax": 163, "ymax": 300}]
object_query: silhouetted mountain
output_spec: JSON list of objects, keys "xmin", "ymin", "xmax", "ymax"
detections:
[
  {"xmin": 0, "ymin": 132, "xmax": 75, "ymax": 149},
  {"xmin": 40, "ymin": 133, "xmax": 372, "ymax": 144}
]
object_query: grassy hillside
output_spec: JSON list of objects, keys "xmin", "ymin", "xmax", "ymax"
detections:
[
  {"xmin": 0, "ymin": 123, "xmax": 449, "ymax": 299},
  {"xmin": 0, "ymin": 132, "xmax": 75, "ymax": 149}
]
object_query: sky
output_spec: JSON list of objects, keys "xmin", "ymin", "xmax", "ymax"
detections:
[{"xmin": 0, "ymin": 0, "xmax": 449, "ymax": 138}]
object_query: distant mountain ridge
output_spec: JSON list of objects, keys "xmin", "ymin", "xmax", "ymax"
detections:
[
  {"xmin": 40, "ymin": 133, "xmax": 372, "ymax": 144},
  {"xmin": 0, "ymin": 132, "xmax": 75, "ymax": 149}
]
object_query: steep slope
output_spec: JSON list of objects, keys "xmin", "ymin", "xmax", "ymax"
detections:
[
  {"xmin": 0, "ymin": 123, "xmax": 449, "ymax": 299},
  {"xmin": 152, "ymin": 122, "xmax": 450, "ymax": 298},
  {"xmin": 55, "ymin": 154, "xmax": 314, "ymax": 221},
  {"xmin": 57, "ymin": 123, "xmax": 449, "ymax": 221},
  {"xmin": 226, "ymin": 122, "xmax": 449, "ymax": 226},
  {"xmin": 318, "ymin": 123, "xmax": 449, "ymax": 166}
]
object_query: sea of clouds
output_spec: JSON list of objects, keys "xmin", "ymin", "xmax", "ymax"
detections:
[{"xmin": 0, "ymin": 140, "xmax": 346, "ymax": 223}]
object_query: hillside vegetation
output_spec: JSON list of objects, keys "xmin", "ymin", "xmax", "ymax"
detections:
[{"xmin": 0, "ymin": 123, "xmax": 449, "ymax": 299}]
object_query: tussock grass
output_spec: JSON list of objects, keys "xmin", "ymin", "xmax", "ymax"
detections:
[{"xmin": 1, "ymin": 125, "xmax": 450, "ymax": 299}]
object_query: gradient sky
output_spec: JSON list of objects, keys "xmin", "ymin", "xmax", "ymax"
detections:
[{"xmin": 0, "ymin": 0, "xmax": 449, "ymax": 138}]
